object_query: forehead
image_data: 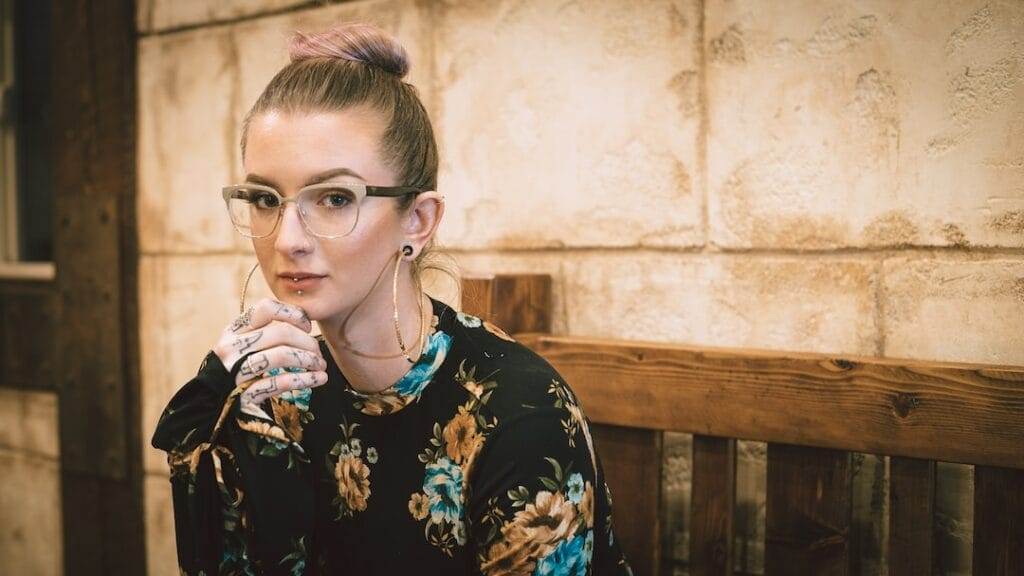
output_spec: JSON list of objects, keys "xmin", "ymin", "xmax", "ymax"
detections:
[{"xmin": 243, "ymin": 108, "xmax": 394, "ymax": 188}]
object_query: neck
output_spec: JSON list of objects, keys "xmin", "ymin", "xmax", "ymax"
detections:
[{"xmin": 316, "ymin": 261, "xmax": 426, "ymax": 394}]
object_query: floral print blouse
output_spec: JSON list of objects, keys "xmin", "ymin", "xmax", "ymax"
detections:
[{"xmin": 151, "ymin": 295, "xmax": 633, "ymax": 575}]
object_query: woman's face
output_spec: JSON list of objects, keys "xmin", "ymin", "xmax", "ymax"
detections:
[{"xmin": 242, "ymin": 108, "xmax": 410, "ymax": 321}]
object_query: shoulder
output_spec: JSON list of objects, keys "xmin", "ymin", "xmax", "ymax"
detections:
[{"xmin": 443, "ymin": 308, "xmax": 571, "ymax": 423}]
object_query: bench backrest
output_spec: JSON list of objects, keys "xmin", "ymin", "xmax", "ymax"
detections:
[{"xmin": 462, "ymin": 274, "xmax": 1024, "ymax": 576}]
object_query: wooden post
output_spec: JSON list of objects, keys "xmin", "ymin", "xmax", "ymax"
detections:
[{"xmin": 52, "ymin": 0, "xmax": 145, "ymax": 573}]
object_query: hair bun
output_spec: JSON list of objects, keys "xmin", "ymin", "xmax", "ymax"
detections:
[{"xmin": 288, "ymin": 23, "xmax": 410, "ymax": 79}]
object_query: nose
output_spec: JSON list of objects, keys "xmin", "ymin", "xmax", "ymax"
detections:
[{"xmin": 273, "ymin": 203, "xmax": 314, "ymax": 256}]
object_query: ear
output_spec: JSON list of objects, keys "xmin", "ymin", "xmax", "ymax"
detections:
[{"xmin": 400, "ymin": 191, "xmax": 445, "ymax": 257}]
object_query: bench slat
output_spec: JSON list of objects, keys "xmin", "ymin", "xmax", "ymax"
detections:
[
  {"xmin": 591, "ymin": 424, "xmax": 663, "ymax": 576},
  {"xmin": 888, "ymin": 457, "xmax": 936, "ymax": 575},
  {"xmin": 690, "ymin": 435, "xmax": 736, "ymax": 576},
  {"xmin": 974, "ymin": 465, "xmax": 1024, "ymax": 574},
  {"xmin": 517, "ymin": 334, "xmax": 1024, "ymax": 469},
  {"xmin": 766, "ymin": 443, "xmax": 851, "ymax": 575}
]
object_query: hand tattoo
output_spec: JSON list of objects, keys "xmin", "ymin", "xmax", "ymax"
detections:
[
  {"xmin": 275, "ymin": 300, "xmax": 311, "ymax": 328},
  {"xmin": 230, "ymin": 306, "xmax": 254, "ymax": 333},
  {"xmin": 234, "ymin": 331, "xmax": 263, "ymax": 354},
  {"xmin": 239, "ymin": 353, "xmax": 269, "ymax": 378}
]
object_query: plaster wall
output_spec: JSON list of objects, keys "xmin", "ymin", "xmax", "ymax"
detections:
[{"xmin": 136, "ymin": 1, "xmax": 1024, "ymax": 574}]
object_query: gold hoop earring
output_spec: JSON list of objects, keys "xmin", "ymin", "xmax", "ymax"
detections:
[
  {"xmin": 240, "ymin": 261, "xmax": 260, "ymax": 314},
  {"xmin": 334, "ymin": 246, "xmax": 427, "ymax": 362},
  {"xmin": 393, "ymin": 245, "xmax": 427, "ymax": 363}
]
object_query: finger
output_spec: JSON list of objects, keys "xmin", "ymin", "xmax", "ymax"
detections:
[
  {"xmin": 222, "ymin": 321, "xmax": 322, "ymax": 370},
  {"xmin": 227, "ymin": 297, "xmax": 312, "ymax": 335},
  {"xmin": 241, "ymin": 370, "xmax": 327, "ymax": 405},
  {"xmin": 235, "ymin": 346, "xmax": 327, "ymax": 386}
]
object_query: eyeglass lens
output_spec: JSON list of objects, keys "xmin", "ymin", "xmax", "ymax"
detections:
[{"xmin": 226, "ymin": 185, "xmax": 361, "ymax": 237}]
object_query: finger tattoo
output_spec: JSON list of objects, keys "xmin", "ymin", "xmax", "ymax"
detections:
[
  {"xmin": 230, "ymin": 306, "xmax": 254, "ymax": 333},
  {"xmin": 234, "ymin": 331, "xmax": 263, "ymax": 354},
  {"xmin": 239, "ymin": 353, "xmax": 269, "ymax": 378}
]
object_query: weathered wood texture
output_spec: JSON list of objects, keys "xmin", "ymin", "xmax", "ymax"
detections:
[
  {"xmin": 52, "ymin": 0, "xmax": 144, "ymax": 574},
  {"xmin": 766, "ymin": 444, "xmax": 852, "ymax": 575},
  {"xmin": 515, "ymin": 334, "xmax": 1024, "ymax": 469},
  {"xmin": 888, "ymin": 457, "xmax": 936, "ymax": 575},
  {"xmin": 690, "ymin": 435, "xmax": 736, "ymax": 576},
  {"xmin": 591, "ymin": 424, "xmax": 663, "ymax": 576},
  {"xmin": 462, "ymin": 274, "xmax": 552, "ymax": 334},
  {"xmin": 974, "ymin": 465, "xmax": 1024, "ymax": 574},
  {"xmin": 0, "ymin": 281, "xmax": 58, "ymax": 390},
  {"xmin": 468, "ymin": 274, "xmax": 1024, "ymax": 576}
]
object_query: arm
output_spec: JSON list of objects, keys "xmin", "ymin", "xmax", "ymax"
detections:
[
  {"xmin": 466, "ymin": 404, "xmax": 632, "ymax": 575},
  {"xmin": 151, "ymin": 351, "xmax": 318, "ymax": 575}
]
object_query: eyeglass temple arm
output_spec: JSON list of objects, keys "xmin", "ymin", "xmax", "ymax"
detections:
[{"xmin": 365, "ymin": 186, "xmax": 425, "ymax": 197}]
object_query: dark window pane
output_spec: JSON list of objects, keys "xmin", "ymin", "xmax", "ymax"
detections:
[{"xmin": 13, "ymin": 0, "xmax": 53, "ymax": 262}]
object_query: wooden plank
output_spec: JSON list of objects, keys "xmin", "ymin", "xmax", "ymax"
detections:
[
  {"xmin": 0, "ymin": 281, "xmax": 58, "ymax": 391},
  {"xmin": 592, "ymin": 424, "xmax": 662, "ymax": 576},
  {"xmin": 766, "ymin": 443, "xmax": 851, "ymax": 575},
  {"xmin": 51, "ymin": 0, "xmax": 145, "ymax": 574},
  {"xmin": 515, "ymin": 334, "xmax": 1024, "ymax": 469},
  {"xmin": 690, "ymin": 435, "xmax": 735, "ymax": 576},
  {"xmin": 974, "ymin": 465, "xmax": 1024, "ymax": 574},
  {"xmin": 888, "ymin": 457, "xmax": 935, "ymax": 575},
  {"xmin": 462, "ymin": 274, "xmax": 552, "ymax": 334}
]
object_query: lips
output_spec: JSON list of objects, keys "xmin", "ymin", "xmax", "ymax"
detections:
[{"xmin": 278, "ymin": 272, "xmax": 326, "ymax": 292}]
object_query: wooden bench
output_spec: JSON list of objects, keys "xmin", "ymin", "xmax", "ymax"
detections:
[{"xmin": 462, "ymin": 274, "xmax": 1024, "ymax": 575}]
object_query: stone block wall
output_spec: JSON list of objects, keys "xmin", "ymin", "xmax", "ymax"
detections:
[
  {"xmin": 0, "ymin": 390, "xmax": 62, "ymax": 575},
  {"xmin": 136, "ymin": 1, "xmax": 1023, "ymax": 574}
]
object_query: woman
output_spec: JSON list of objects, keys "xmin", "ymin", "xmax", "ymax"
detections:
[{"xmin": 151, "ymin": 22, "xmax": 632, "ymax": 575}]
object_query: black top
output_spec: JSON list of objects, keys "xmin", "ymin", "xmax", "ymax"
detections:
[{"xmin": 151, "ymin": 294, "xmax": 633, "ymax": 575}]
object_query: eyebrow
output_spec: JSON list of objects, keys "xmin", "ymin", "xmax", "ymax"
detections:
[{"xmin": 244, "ymin": 167, "xmax": 366, "ymax": 188}]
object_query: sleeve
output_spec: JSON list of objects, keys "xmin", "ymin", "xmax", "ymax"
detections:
[
  {"xmin": 150, "ymin": 351, "xmax": 317, "ymax": 575},
  {"xmin": 466, "ymin": 400, "xmax": 633, "ymax": 575}
]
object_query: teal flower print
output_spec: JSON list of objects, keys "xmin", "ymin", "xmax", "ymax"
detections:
[
  {"xmin": 423, "ymin": 457, "xmax": 463, "ymax": 524},
  {"xmin": 394, "ymin": 330, "xmax": 452, "ymax": 398},
  {"xmin": 583, "ymin": 530, "xmax": 594, "ymax": 562},
  {"xmin": 278, "ymin": 387, "xmax": 311, "ymax": 411},
  {"xmin": 534, "ymin": 531, "xmax": 590, "ymax": 576},
  {"xmin": 532, "ymin": 528, "xmax": 589, "ymax": 573},
  {"xmin": 565, "ymin": 473, "xmax": 584, "ymax": 504}
]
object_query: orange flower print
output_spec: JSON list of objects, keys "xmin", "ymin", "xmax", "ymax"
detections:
[
  {"xmin": 443, "ymin": 405, "xmax": 481, "ymax": 465},
  {"xmin": 335, "ymin": 454, "xmax": 371, "ymax": 514},
  {"xmin": 480, "ymin": 539, "xmax": 540, "ymax": 576},
  {"xmin": 503, "ymin": 490, "xmax": 577, "ymax": 548},
  {"xmin": 271, "ymin": 397, "xmax": 303, "ymax": 442},
  {"xmin": 408, "ymin": 492, "xmax": 430, "ymax": 521},
  {"xmin": 579, "ymin": 482, "xmax": 595, "ymax": 529},
  {"xmin": 483, "ymin": 320, "xmax": 515, "ymax": 342}
]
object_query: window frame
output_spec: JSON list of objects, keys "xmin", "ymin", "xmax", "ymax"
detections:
[{"xmin": 0, "ymin": 0, "xmax": 54, "ymax": 280}]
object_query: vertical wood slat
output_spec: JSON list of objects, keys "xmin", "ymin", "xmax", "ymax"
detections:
[
  {"xmin": 766, "ymin": 443, "xmax": 852, "ymax": 575},
  {"xmin": 592, "ymin": 424, "xmax": 663, "ymax": 576},
  {"xmin": 888, "ymin": 457, "xmax": 936, "ymax": 575},
  {"xmin": 974, "ymin": 465, "xmax": 1024, "ymax": 575},
  {"xmin": 461, "ymin": 274, "xmax": 552, "ymax": 334},
  {"xmin": 690, "ymin": 435, "xmax": 735, "ymax": 576}
]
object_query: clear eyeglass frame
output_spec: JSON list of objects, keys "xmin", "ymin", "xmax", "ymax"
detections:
[{"xmin": 221, "ymin": 181, "xmax": 426, "ymax": 239}]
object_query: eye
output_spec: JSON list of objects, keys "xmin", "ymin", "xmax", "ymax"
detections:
[
  {"xmin": 251, "ymin": 191, "xmax": 280, "ymax": 209},
  {"xmin": 316, "ymin": 189, "xmax": 355, "ymax": 208}
]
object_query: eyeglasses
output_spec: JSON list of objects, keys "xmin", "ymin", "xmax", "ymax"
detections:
[{"xmin": 222, "ymin": 181, "xmax": 426, "ymax": 239}]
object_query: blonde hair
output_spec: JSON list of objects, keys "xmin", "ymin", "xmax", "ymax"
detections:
[{"xmin": 241, "ymin": 22, "xmax": 461, "ymax": 305}]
